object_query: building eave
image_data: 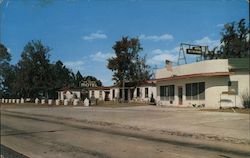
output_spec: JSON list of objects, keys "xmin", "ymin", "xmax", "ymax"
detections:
[
  {"xmin": 156, "ymin": 72, "xmax": 231, "ymax": 83},
  {"xmin": 88, "ymin": 86, "xmax": 111, "ymax": 90}
]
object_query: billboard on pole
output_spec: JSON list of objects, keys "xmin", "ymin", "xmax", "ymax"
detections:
[{"xmin": 186, "ymin": 46, "xmax": 202, "ymax": 55}]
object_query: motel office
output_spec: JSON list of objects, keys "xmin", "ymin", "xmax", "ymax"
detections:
[{"xmin": 155, "ymin": 58, "xmax": 249, "ymax": 108}]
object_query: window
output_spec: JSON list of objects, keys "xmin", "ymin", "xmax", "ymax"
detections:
[
  {"xmin": 145, "ymin": 88, "xmax": 149, "ymax": 98},
  {"xmin": 192, "ymin": 83, "xmax": 198, "ymax": 100},
  {"xmin": 91, "ymin": 91, "xmax": 94, "ymax": 98},
  {"xmin": 137, "ymin": 88, "xmax": 140, "ymax": 97},
  {"xmin": 160, "ymin": 85, "xmax": 175, "ymax": 101},
  {"xmin": 186, "ymin": 84, "xmax": 191, "ymax": 100},
  {"xmin": 186, "ymin": 82, "xmax": 205, "ymax": 100},
  {"xmin": 198, "ymin": 82, "xmax": 205, "ymax": 100}
]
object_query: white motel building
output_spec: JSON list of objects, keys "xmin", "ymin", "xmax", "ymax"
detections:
[
  {"xmin": 109, "ymin": 81, "xmax": 157, "ymax": 103},
  {"xmin": 57, "ymin": 58, "xmax": 248, "ymax": 109},
  {"xmin": 155, "ymin": 58, "xmax": 249, "ymax": 108}
]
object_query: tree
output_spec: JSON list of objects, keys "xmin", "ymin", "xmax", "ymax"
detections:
[
  {"xmin": 49, "ymin": 60, "xmax": 75, "ymax": 98},
  {"xmin": 219, "ymin": 19, "xmax": 249, "ymax": 58},
  {"xmin": 108, "ymin": 37, "xmax": 152, "ymax": 83},
  {"xmin": 0, "ymin": 43, "xmax": 16, "ymax": 98},
  {"xmin": 82, "ymin": 76, "xmax": 102, "ymax": 87},
  {"xmin": 74, "ymin": 71, "xmax": 83, "ymax": 87},
  {"xmin": 107, "ymin": 37, "xmax": 152, "ymax": 101},
  {"xmin": 15, "ymin": 40, "xmax": 53, "ymax": 99}
]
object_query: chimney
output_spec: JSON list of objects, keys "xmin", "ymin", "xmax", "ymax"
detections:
[{"xmin": 165, "ymin": 60, "xmax": 173, "ymax": 72}]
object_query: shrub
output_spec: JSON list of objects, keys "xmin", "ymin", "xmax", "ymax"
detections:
[{"xmin": 241, "ymin": 90, "xmax": 250, "ymax": 108}]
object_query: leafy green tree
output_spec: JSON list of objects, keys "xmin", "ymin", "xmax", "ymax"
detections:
[
  {"xmin": 74, "ymin": 71, "xmax": 83, "ymax": 87},
  {"xmin": 0, "ymin": 43, "xmax": 16, "ymax": 98},
  {"xmin": 107, "ymin": 37, "xmax": 152, "ymax": 101},
  {"xmin": 0, "ymin": 43, "xmax": 11, "ymax": 62},
  {"xmin": 219, "ymin": 19, "xmax": 249, "ymax": 58},
  {"xmin": 82, "ymin": 76, "xmax": 102, "ymax": 87},
  {"xmin": 16, "ymin": 40, "xmax": 53, "ymax": 98},
  {"xmin": 49, "ymin": 60, "xmax": 75, "ymax": 98},
  {"xmin": 107, "ymin": 36, "xmax": 152, "ymax": 84}
]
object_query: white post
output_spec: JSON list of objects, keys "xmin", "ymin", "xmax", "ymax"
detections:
[
  {"xmin": 55, "ymin": 99, "xmax": 60, "ymax": 105},
  {"xmin": 48, "ymin": 99, "xmax": 52, "ymax": 105},
  {"xmin": 35, "ymin": 98, "xmax": 39, "ymax": 104},
  {"xmin": 16, "ymin": 99, "xmax": 20, "ymax": 104},
  {"xmin": 12, "ymin": 99, "xmax": 15, "ymax": 103},
  {"xmin": 21, "ymin": 98, "xmax": 24, "ymax": 104},
  {"xmin": 84, "ymin": 98, "xmax": 89, "ymax": 107},
  {"xmin": 73, "ymin": 99, "xmax": 79, "ymax": 106},
  {"xmin": 41, "ymin": 99, "xmax": 45, "ymax": 104},
  {"xmin": 64, "ymin": 99, "xmax": 68, "ymax": 106}
]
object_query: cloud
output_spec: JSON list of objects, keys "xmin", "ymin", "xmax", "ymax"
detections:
[
  {"xmin": 216, "ymin": 23, "xmax": 224, "ymax": 28},
  {"xmin": 148, "ymin": 48, "xmax": 179, "ymax": 65},
  {"xmin": 82, "ymin": 31, "xmax": 107, "ymax": 41},
  {"xmin": 7, "ymin": 48, "xmax": 11, "ymax": 54},
  {"xmin": 139, "ymin": 33, "xmax": 173, "ymax": 41},
  {"xmin": 90, "ymin": 51, "xmax": 114, "ymax": 62},
  {"xmin": 64, "ymin": 60, "xmax": 85, "ymax": 72},
  {"xmin": 194, "ymin": 36, "xmax": 220, "ymax": 49}
]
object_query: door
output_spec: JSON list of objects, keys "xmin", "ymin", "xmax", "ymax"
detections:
[
  {"xmin": 125, "ymin": 89, "xmax": 128, "ymax": 101},
  {"xmin": 178, "ymin": 86, "xmax": 183, "ymax": 105}
]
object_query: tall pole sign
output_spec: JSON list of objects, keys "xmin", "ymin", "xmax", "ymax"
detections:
[{"xmin": 177, "ymin": 43, "xmax": 208, "ymax": 65}]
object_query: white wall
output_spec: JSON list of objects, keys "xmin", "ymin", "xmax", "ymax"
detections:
[
  {"xmin": 58, "ymin": 90, "xmax": 80, "ymax": 100},
  {"xmin": 89, "ymin": 90, "xmax": 107, "ymax": 100},
  {"xmin": 156, "ymin": 59, "xmax": 229, "ymax": 79},
  {"xmin": 110, "ymin": 88, "xmax": 119, "ymax": 100},
  {"xmin": 133, "ymin": 86, "xmax": 156, "ymax": 102},
  {"xmin": 156, "ymin": 73, "xmax": 249, "ymax": 109},
  {"xmin": 110, "ymin": 86, "xmax": 156, "ymax": 103}
]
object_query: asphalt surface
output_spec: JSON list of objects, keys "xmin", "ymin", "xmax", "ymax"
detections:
[
  {"xmin": 0, "ymin": 144, "xmax": 29, "ymax": 158},
  {"xmin": 1, "ymin": 106, "xmax": 250, "ymax": 158}
]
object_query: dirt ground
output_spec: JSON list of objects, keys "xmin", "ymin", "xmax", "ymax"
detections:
[{"xmin": 200, "ymin": 108, "xmax": 250, "ymax": 114}]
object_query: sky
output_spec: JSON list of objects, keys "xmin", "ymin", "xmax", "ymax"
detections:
[{"xmin": 0, "ymin": 0, "xmax": 249, "ymax": 86}]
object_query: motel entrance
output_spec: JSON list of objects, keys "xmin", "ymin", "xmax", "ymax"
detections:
[{"xmin": 178, "ymin": 86, "xmax": 183, "ymax": 105}]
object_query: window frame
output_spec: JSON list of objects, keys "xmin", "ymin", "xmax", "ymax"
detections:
[
  {"xmin": 185, "ymin": 82, "xmax": 205, "ymax": 100},
  {"xmin": 160, "ymin": 85, "xmax": 175, "ymax": 101}
]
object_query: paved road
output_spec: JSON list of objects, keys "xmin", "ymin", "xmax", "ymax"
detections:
[
  {"xmin": 3, "ymin": 106, "xmax": 249, "ymax": 144},
  {"xmin": 0, "ymin": 144, "xmax": 29, "ymax": 158},
  {"xmin": 1, "ymin": 109, "xmax": 249, "ymax": 158}
]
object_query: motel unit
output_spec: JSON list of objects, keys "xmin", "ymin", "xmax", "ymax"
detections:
[
  {"xmin": 58, "ymin": 87, "xmax": 88, "ymax": 101},
  {"xmin": 109, "ymin": 80, "xmax": 157, "ymax": 103},
  {"xmin": 155, "ymin": 58, "xmax": 249, "ymax": 108},
  {"xmin": 88, "ymin": 86, "xmax": 111, "ymax": 101}
]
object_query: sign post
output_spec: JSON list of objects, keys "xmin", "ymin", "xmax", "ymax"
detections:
[{"xmin": 177, "ymin": 43, "xmax": 208, "ymax": 65}]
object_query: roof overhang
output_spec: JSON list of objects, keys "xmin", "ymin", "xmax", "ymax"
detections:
[
  {"xmin": 156, "ymin": 72, "xmax": 231, "ymax": 83},
  {"xmin": 88, "ymin": 86, "xmax": 111, "ymax": 91}
]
